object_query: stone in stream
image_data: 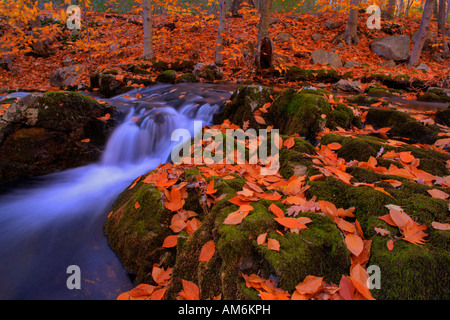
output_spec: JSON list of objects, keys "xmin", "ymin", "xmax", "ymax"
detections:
[{"xmin": 0, "ymin": 92, "xmax": 117, "ymax": 183}]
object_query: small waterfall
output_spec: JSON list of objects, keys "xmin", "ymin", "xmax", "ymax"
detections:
[{"xmin": 0, "ymin": 83, "xmax": 234, "ymax": 299}]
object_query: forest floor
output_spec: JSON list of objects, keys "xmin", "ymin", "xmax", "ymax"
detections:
[{"xmin": 0, "ymin": 9, "xmax": 449, "ymax": 93}]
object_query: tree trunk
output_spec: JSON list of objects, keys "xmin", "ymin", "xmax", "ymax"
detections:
[
  {"xmin": 255, "ymin": 0, "xmax": 273, "ymax": 69},
  {"xmin": 143, "ymin": 0, "xmax": 154, "ymax": 60},
  {"xmin": 447, "ymin": 0, "xmax": 450, "ymax": 20},
  {"xmin": 215, "ymin": 0, "xmax": 226, "ymax": 65},
  {"xmin": 30, "ymin": 2, "xmax": 51, "ymax": 56},
  {"xmin": 231, "ymin": 0, "xmax": 255, "ymax": 16},
  {"xmin": 409, "ymin": 0, "xmax": 436, "ymax": 66},
  {"xmin": 341, "ymin": 0, "xmax": 360, "ymax": 45},
  {"xmin": 386, "ymin": 0, "xmax": 397, "ymax": 20},
  {"xmin": 438, "ymin": 0, "xmax": 446, "ymax": 33}
]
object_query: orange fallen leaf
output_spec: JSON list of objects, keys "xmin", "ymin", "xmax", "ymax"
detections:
[
  {"xmin": 199, "ymin": 240, "xmax": 215, "ymax": 262},
  {"xmin": 274, "ymin": 217, "xmax": 307, "ymax": 230},
  {"xmin": 283, "ymin": 138, "xmax": 295, "ymax": 149},
  {"xmin": 427, "ymin": 189, "xmax": 449, "ymax": 200},
  {"xmin": 327, "ymin": 142, "xmax": 342, "ymax": 150},
  {"xmin": 269, "ymin": 203, "xmax": 285, "ymax": 218},
  {"xmin": 162, "ymin": 235, "xmax": 178, "ymax": 248},
  {"xmin": 295, "ymin": 275, "xmax": 323, "ymax": 295},
  {"xmin": 178, "ymin": 280, "xmax": 199, "ymax": 300},
  {"xmin": 345, "ymin": 233, "xmax": 364, "ymax": 256},
  {"xmin": 97, "ymin": 113, "xmax": 111, "ymax": 121},
  {"xmin": 267, "ymin": 238, "xmax": 280, "ymax": 251},
  {"xmin": 257, "ymin": 233, "xmax": 267, "ymax": 245},
  {"xmin": 254, "ymin": 115, "xmax": 266, "ymax": 124},
  {"xmin": 387, "ymin": 240, "xmax": 394, "ymax": 251},
  {"xmin": 399, "ymin": 151, "xmax": 414, "ymax": 164},
  {"xmin": 80, "ymin": 138, "xmax": 90, "ymax": 143},
  {"xmin": 431, "ymin": 221, "xmax": 450, "ymax": 230},
  {"xmin": 134, "ymin": 201, "xmax": 140, "ymax": 209},
  {"xmin": 205, "ymin": 179, "xmax": 217, "ymax": 195}
]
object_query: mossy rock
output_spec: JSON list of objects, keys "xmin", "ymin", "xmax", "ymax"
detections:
[
  {"xmin": 326, "ymin": 103, "xmax": 357, "ymax": 130},
  {"xmin": 89, "ymin": 72, "xmax": 154, "ymax": 98},
  {"xmin": 281, "ymin": 66, "xmax": 340, "ymax": 83},
  {"xmin": 213, "ymin": 85, "xmax": 274, "ymax": 128},
  {"xmin": 417, "ymin": 92, "xmax": 450, "ymax": 103},
  {"xmin": 365, "ymin": 108, "xmax": 440, "ymax": 144},
  {"xmin": 363, "ymin": 74, "xmax": 425, "ymax": 91},
  {"xmin": 435, "ymin": 109, "xmax": 450, "ymax": 127},
  {"xmin": 344, "ymin": 94, "xmax": 382, "ymax": 106},
  {"xmin": 0, "ymin": 92, "xmax": 116, "ymax": 183},
  {"xmin": 106, "ymin": 169, "xmax": 351, "ymax": 299},
  {"xmin": 156, "ymin": 70, "xmax": 178, "ymax": 84},
  {"xmin": 368, "ymin": 236, "xmax": 450, "ymax": 299},
  {"xmin": 176, "ymin": 73, "xmax": 198, "ymax": 84}
]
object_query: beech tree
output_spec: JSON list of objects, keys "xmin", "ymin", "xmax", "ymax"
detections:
[
  {"xmin": 340, "ymin": 0, "xmax": 360, "ymax": 45},
  {"xmin": 143, "ymin": 0, "xmax": 154, "ymax": 60},
  {"xmin": 386, "ymin": 0, "xmax": 397, "ymax": 20},
  {"xmin": 215, "ymin": 0, "xmax": 226, "ymax": 65},
  {"xmin": 254, "ymin": 0, "xmax": 273, "ymax": 68},
  {"xmin": 409, "ymin": 0, "xmax": 436, "ymax": 66}
]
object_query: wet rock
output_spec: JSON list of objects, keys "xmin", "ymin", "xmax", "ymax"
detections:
[
  {"xmin": 49, "ymin": 64, "xmax": 86, "ymax": 87},
  {"xmin": 193, "ymin": 63, "xmax": 223, "ymax": 81},
  {"xmin": 0, "ymin": 92, "xmax": 117, "ymax": 183},
  {"xmin": 156, "ymin": 70, "xmax": 178, "ymax": 84}
]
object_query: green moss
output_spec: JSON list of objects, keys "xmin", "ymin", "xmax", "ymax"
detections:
[
  {"xmin": 176, "ymin": 73, "xmax": 198, "ymax": 83},
  {"xmin": 417, "ymin": 92, "xmax": 450, "ymax": 103},
  {"xmin": 399, "ymin": 194, "xmax": 449, "ymax": 226},
  {"xmin": 326, "ymin": 103, "xmax": 355, "ymax": 130},
  {"xmin": 256, "ymin": 212, "xmax": 350, "ymax": 292},
  {"xmin": 283, "ymin": 66, "xmax": 340, "ymax": 83},
  {"xmin": 156, "ymin": 70, "xmax": 178, "ymax": 84},
  {"xmin": 365, "ymin": 109, "xmax": 440, "ymax": 144},
  {"xmin": 435, "ymin": 109, "xmax": 450, "ymax": 127},
  {"xmin": 214, "ymin": 85, "xmax": 274, "ymax": 127},
  {"xmin": 368, "ymin": 236, "xmax": 450, "ymax": 299},
  {"xmin": 104, "ymin": 182, "xmax": 175, "ymax": 283}
]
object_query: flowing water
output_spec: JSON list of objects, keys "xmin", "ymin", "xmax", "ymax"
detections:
[{"xmin": 0, "ymin": 83, "xmax": 235, "ymax": 300}]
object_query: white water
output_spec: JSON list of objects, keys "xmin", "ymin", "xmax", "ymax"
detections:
[{"xmin": 0, "ymin": 84, "xmax": 231, "ymax": 299}]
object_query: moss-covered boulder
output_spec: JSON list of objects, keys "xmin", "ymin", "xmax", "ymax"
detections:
[
  {"xmin": 176, "ymin": 73, "xmax": 198, "ymax": 84},
  {"xmin": 417, "ymin": 91, "xmax": 450, "ymax": 104},
  {"xmin": 0, "ymin": 92, "xmax": 117, "ymax": 183},
  {"xmin": 435, "ymin": 108, "xmax": 450, "ymax": 127},
  {"xmin": 365, "ymin": 108, "xmax": 440, "ymax": 144},
  {"xmin": 89, "ymin": 72, "xmax": 154, "ymax": 98},
  {"xmin": 105, "ymin": 160, "xmax": 350, "ymax": 299},
  {"xmin": 270, "ymin": 66, "xmax": 340, "ymax": 83},
  {"xmin": 156, "ymin": 70, "xmax": 178, "ymax": 84},
  {"xmin": 215, "ymin": 85, "xmax": 360, "ymax": 144}
]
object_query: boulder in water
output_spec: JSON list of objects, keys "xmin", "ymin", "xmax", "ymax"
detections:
[{"xmin": 0, "ymin": 92, "xmax": 117, "ymax": 183}]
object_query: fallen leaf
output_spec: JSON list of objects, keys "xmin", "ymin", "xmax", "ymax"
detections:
[
  {"xmin": 387, "ymin": 240, "xmax": 394, "ymax": 251},
  {"xmin": 283, "ymin": 137, "xmax": 295, "ymax": 149},
  {"xmin": 427, "ymin": 189, "xmax": 449, "ymax": 200},
  {"xmin": 345, "ymin": 233, "xmax": 364, "ymax": 256},
  {"xmin": 267, "ymin": 238, "xmax": 280, "ymax": 251},
  {"xmin": 269, "ymin": 203, "xmax": 285, "ymax": 218},
  {"xmin": 295, "ymin": 275, "xmax": 323, "ymax": 295},
  {"xmin": 199, "ymin": 240, "xmax": 215, "ymax": 262},
  {"xmin": 162, "ymin": 235, "xmax": 178, "ymax": 248},
  {"xmin": 431, "ymin": 221, "xmax": 450, "ymax": 230}
]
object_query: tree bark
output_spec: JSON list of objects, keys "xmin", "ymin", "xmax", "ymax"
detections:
[
  {"xmin": 438, "ymin": 0, "xmax": 446, "ymax": 33},
  {"xmin": 409, "ymin": 0, "xmax": 436, "ymax": 66},
  {"xmin": 30, "ymin": 2, "xmax": 51, "ymax": 56},
  {"xmin": 386, "ymin": 0, "xmax": 397, "ymax": 20},
  {"xmin": 231, "ymin": 0, "xmax": 255, "ymax": 16},
  {"xmin": 215, "ymin": 0, "xmax": 226, "ymax": 65},
  {"xmin": 255, "ymin": 0, "xmax": 273, "ymax": 69},
  {"xmin": 143, "ymin": 0, "xmax": 154, "ymax": 60},
  {"xmin": 341, "ymin": 0, "xmax": 360, "ymax": 45}
]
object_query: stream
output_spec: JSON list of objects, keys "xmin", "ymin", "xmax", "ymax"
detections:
[
  {"xmin": 0, "ymin": 83, "xmax": 235, "ymax": 299},
  {"xmin": 0, "ymin": 83, "xmax": 446, "ymax": 300}
]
